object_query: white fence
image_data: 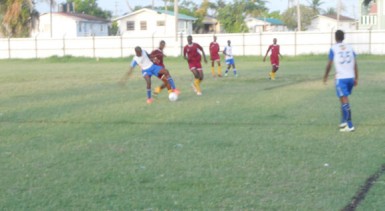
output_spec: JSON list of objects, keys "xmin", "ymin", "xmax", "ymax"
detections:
[{"xmin": 1, "ymin": 30, "xmax": 385, "ymax": 59}]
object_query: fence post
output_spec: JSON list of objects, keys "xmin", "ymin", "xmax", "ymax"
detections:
[
  {"xmin": 92, "ymin": 35, "xmax": 96, "ymax": 58},
  {"xmin": 180, "ymin": 32, "xmax": 183, "ymax": 56},
  {"xmin": 259, "ymin": 32, "xmax": 262, "ymax": 56},
  {"xmin": 35, "ymin": 35, "xmax": 38, "ymax": 59},
  {"xmin": 7, "ymin": 37, "xmax": 11, "ymax": 59},
  {"xmin": 242, "ymin": 33, "xmax": 245, "ymax": 56},
  {"xmin": 294, "ymin": 30, "xmax": 297, "ymax": 56},
  {"xmin": 63, "ymin": 34, "xmax": 66, "ymax": 56},
  {"xmin": 369, "ymin": 28, "xmax": 372, "ymax": 54},
  {"xmin": 120, "ymin": 35, "xmax": 123, "ymax": 58}
]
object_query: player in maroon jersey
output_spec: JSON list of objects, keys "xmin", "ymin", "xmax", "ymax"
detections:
[
  {"xmin": 151, "ymin": 40, "xmax": 172, "ymax": 96},
  {"xmin": 183, "ymin": 35, "xmax": 207, "ymax": 95},
  {"xmin": 263, "ymin": 38, "xmax": 282, "ymax": 80},
  {"xmin": 209, "ymin": 35, "xmax": 222, "ymax": 77}
]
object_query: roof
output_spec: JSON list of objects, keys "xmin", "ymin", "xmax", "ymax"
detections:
[
  {"xmin": 318, "ymin": 14, "xmax": 356, "ymax": 22},
  {"xmin": 255, "ymin": 18, "xmax": 284, "ymax": 25},
  {"xmin": 202, "ymin": 16, "xmax": 218, "ymax": 24},
  {"xmin": 42, "ymin": 12, "xmax": 109, "ymax": 23},
  {"xmin": 113, "ymin": 8, "xmax": 197, "ymax": 21}
]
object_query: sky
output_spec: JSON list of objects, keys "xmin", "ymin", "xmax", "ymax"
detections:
[{"xmin": 35, "ymin": 0, "xmax": 359, "ymax": 19}]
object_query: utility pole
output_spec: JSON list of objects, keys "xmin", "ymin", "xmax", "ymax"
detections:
[
  {"xmin": 296, "ymin": 0, "xmax": 301, "ymax": 31},
  {"xmin": 50, "ymin": 0, "xmax": 53, "ymax": 38},
  {"xmin": 337, "ymin": 0, "xmax": 341, "ymax": 29},
  {"xmin": 174, "ymin": 0, "xmax": 178, "ymax": 41}
]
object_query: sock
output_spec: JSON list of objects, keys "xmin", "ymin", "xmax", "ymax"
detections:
[
  {"xmin": 218, "ymin": 66, "xmax": 222, "ymax": 75},
  {"xmin": 233, "ymin": 69, "xmax": 237, "ymax": 75},
  {"xmin": 342, "ymin": 103, "xmax": 353, "ymax": 128},
  {"xmin": 154, "ymin": 86, "xmax": 162, "ymax": 94},
  {"xmin": 211, "ymin": 67, "xmax": 215, "ymax": 76},
  {"xmin": 147, "ymin": 89, "xmax": 151, "ymax": 99},
  {"xmin": 225, "ymin": 69, "xmax": 229, "ymax": 74},
  {"xmin": 194, "ymin": 78, "xmax": 201, "ymax": 92},
  {"xmin": 167, "ymin": 77, "xmax": 176, "ymax": 89}
]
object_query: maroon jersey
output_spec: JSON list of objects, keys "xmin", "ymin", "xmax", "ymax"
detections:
[
  {"xmin": 269, "ymin": 44, "xmax": 280, "ymax": 66},
  {"xmin": 184, "ymin": 43, "xmax": 203, "ymax": 63},
  {"xmin": 150, "ymin": 48, "xmax": 165, "ymax": 67},
  {"xmin": 209, "ymin": 41, "xmax": 220, "ymax": 61}
]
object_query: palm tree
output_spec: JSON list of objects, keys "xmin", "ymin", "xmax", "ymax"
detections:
[
  {"xmin": 1, "ymin": 0, "xmax": 37, "ymax": 37},
  {"xmin": 307, "ymin": 0, "xmax": 324, "ymax": 14}
]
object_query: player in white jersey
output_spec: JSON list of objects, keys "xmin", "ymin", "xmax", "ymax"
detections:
[
  {"xmin": 323, "ymin": 30, "xmax": 359, "ymax": 132},
  {"xmin": 120, "ymin": 46, "xmax": 177, "ymax": 104},
  {"xmin": 223, "ymin": 40, "xmax": 238, "ymax": 77}
]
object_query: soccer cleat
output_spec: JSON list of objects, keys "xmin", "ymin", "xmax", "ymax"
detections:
[
  {"xmin": 234, "ymin": 74, "xmax": 238, "ymax": 77},
  {"xmin": 269, "ymin": 72, "xmax": 275, "ymax": 80},
  {"xmin": 173, "ymin": 88, "xmax": 181, "ymax": 95},
  {"xmin": 339, "ymin": 122, "xmax": 348, "ymax": 128},
  {"xmin": 146, "ymin": 98, "xmax": 153, "ymax": 104},
  {"xmin": 224, "ymin": 73, "xmax": 228, "ymax": 77},
  {"xmin": 339, "ymin": 126, "xmax": 355, "ymax": 132},
  {"xmin": 197, "ymin": 92, "xmax": 202, "ymax": 96},
  {"xmin": 218, "ymin": 74, "xmax": 222, "ymax": 77}
]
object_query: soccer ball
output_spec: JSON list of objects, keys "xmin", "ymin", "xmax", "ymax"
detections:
[{"xmin": 168, "ymin": 92, "xmax": 178, "ymax": 102}]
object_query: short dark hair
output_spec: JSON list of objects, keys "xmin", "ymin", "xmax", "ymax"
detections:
[
  {"xmin": 335, "ymin": 30, "xmax": 344, "ymax": 42},
  {"xmin": 134, "ymin": 46, "xmax": 141, "ymax": 52}
]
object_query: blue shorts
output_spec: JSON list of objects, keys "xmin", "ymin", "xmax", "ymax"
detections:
[
  {"xmin": 335, "ymin": 78, "xmax": 354, "ymax": 97},
  {"xmin": 142, "ymin": 64, "xmax": 162, "ymax": 77},
  {"xmin": 226, "ymin": 58, "xmax": 235, "ymax": 65}
]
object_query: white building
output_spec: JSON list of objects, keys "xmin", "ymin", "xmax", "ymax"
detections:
[
  {"xmin": 245, "ymin": 17, "xmax": 287, "ymax": 33},
  {"xmin": 113, "ymin": 8, "xmax": 197, "ymax": 36},
  {"xmin": 308, "ymin": 14, "xmax": 357, "ymax": 31},
  {"xmin": 32, "ymin": 12, "xmax": 110, "ymax": 37},
  {"xmin": 359, "ymin": 0, "xmax": 385, "ymax": 29}
]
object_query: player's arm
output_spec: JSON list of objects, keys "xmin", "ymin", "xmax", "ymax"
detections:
[
  {"xmin": 354, "ymin": 60, "xmax": 358, "ymax": 86},
  {"xmin": 323, "ymin": 49, "xmax": 334, "ymax": 84},
  {"xmin": 198, "ymin": 44, "xmax": 207, "ymax": 63},
  {"xmin": 119, "ymin": 60, "xmax": 136, "ymax": 85},
  {"xmin": 263, "ymin": 46, "xmax": 271, "ymax": 62},
  {"xmin": 183, "ymin": 46, "xmax": 188, "ymax": 61}
]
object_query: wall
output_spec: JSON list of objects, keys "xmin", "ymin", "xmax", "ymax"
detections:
[{"xmin": 1, "ymin": 30, "xmax": 385, "ymax": 59}]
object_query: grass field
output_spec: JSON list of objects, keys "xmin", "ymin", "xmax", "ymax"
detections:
[{"xmin": 1, "ymin": 55, "xmax": 385, "ymax": 210}]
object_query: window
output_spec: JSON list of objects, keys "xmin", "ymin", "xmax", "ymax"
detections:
[
  {"xmin": 78, "ymin": 22, "xmax": 82, "ymax": 32},
  {"xmin": 157, "ymin": 21, "xmax": 165, "ymax": 26},
  {"xmin": 126, "ymin": 21, "xmax": 135, "ymax": 31},
  {"xmin": 140, "ymin": 21, "xmax": 147, "ymax": 30}
]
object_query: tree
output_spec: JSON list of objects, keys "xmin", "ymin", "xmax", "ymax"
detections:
[
  {"xmin": 66, "ymin": 0, "xmax": 111, "ymax": 19},
  {"xmin": 323, "ymin": 7, "xmax": 337, "ymax": 16},
  {"xmin": 307, "ymin": 0, "xmax": 324, "ymax": 14},
  {"xmin": 217, "ymin": 0, "xmax": 267, "ymax": 33},
  {"xmin": 281, "ymin": 4, "xmax": 317, "ymax": 30},
  {"xmin": 0, "ymin": 0, "xmax": 38, "ymax": 37}
]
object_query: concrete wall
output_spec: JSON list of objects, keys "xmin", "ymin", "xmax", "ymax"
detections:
[{"xmin": 1, "ymin": 30, "xmax": 385, "ymax": 59}]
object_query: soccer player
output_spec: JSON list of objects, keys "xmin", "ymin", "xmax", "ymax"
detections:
[
  {"xmin": 323, "ymin": 30, "xmax": 359, "ymax": 132},
  {"xmin": 209, "ymin": 35, "xmax": 222, "ymax": 77},
  {"xmin": 150, "ymin": 40, "xmax": 179, "ymax": 96},
  {"xmin": 263, "ymin": 38, "xmax": 282, "ymax": 80},
  {"xmin": 120, "ymin": 46, "xmax": 177, "ymax": 104},
  {"xmin": 183, "ymin": 35, "xmax": 207, "ymax": 96},
  {"xmin": 223, "ymin": 40, "xmax": 238, "ymax": 77}
]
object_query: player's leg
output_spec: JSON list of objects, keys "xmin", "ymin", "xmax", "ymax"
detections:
[
  {"xmin": 337, "ymin": 79, "xmax": 355, "ymax": 132},
  {"xmin": 153, "ymin": 74, "xmax": 166, "ymax": 96},
  {"xmin": 232, "ymin": 60, "xmax": 237, "ymax": 77},
  {"xmin": 211, "ymin": 60, "xmax": 216, "ymax": 77},
  {"xmin": 191, "ymin": 68, "xmax": 202, "ymax": 95},
  {"xmin": 158, "ymin": 68, "xmax": 177, "ymax": 92},
  {"xmin": 143, "ymin": 75, "xmax": 153, "ymax": 104},
  {"xmin": 224, "ymin": 60, "xmax": 231, "ymax": 77},
  {"xmin": 217, "ymin": 60, "xmax": 222, "ymax": 77}
]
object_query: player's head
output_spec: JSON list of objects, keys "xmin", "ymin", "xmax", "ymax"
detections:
[
  {"xmin": 134, "ymin": 46, "xmax": 142, "ymax": 56},
  {"xmin": 273, "ymin": 38, "xmax": 277, "ymax": 44},
  {"xmin": 213, "ymin": 35, "xmax": 217, "ymax": 41},
  {"xmin": 159, "ymin": 40, "xmax": 166, "ymax": 50},
  {"xmin": 187, "ymin": 35, "xmax": 192, "ymax": 44},
  {"xmin": 227, "ymin": 40, "xmax": 231, "ymax": 46},
  {"xmin": 335, "ymin": 30, "xmax": 344, "ymax": 42}
]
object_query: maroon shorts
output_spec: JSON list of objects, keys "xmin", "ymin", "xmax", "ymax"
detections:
[
  {"xmin": 188, "ymin": 61, "xmax": 202, "ymax": 70},
  {"xmin": 270, "ymin": 57, "xmax": 279, "ymax": 67},
  {"xmin": 210, "ymin": 53, "xmax": 220, "ymax": 61}
]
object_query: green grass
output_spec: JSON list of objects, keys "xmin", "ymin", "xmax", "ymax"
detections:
[{"xmin": 1, "ymin": 55, "xmax": 385, "ymax": 210}]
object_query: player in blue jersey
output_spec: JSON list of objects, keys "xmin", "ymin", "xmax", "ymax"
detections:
[
  {"xmin": 120, "ymin": 46, "xmax": 177, "ymax": 104},
  {"xmin": 323, "ymin": 30, "xmax": 359, "ymax": 132}
]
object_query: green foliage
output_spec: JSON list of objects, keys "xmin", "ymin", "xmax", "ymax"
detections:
[
  {"xmin": 66, "ymin": 0, "xmax": 111, "ymax": 19},
  {"xmin": 282, "ymin": 4, "xmax": 317, "ymax": 30},
  {"xmin": 1, "ymin": 56, "xmax": 385, "ymax": 210}
]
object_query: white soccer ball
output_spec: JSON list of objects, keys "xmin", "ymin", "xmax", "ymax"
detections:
[{"xmin": 168, "ymin": 92, "xmax": 178, "ymax": 102}]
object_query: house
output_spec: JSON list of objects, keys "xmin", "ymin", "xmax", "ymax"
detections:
[
  {"xmin": 201, "ymin": 16, "xmax": 221, "ymax": 33},
  {"xmin": 32, "ymin": 12, "xmax": 110, "ymax": 37},
  {"xmin": 113, "ymin": 8, "xmax": 197, "ymax": 36},
  {"xmin": 359, "ymin": 0, "xmax": 385, "ymax": 29},
  {"xmin": 245, "ymin": 17, "xmax": 287, "ymax": 33},
  {"xmin": 308, "ymin": 14, "xmax": 357, "ymax": 31}
]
